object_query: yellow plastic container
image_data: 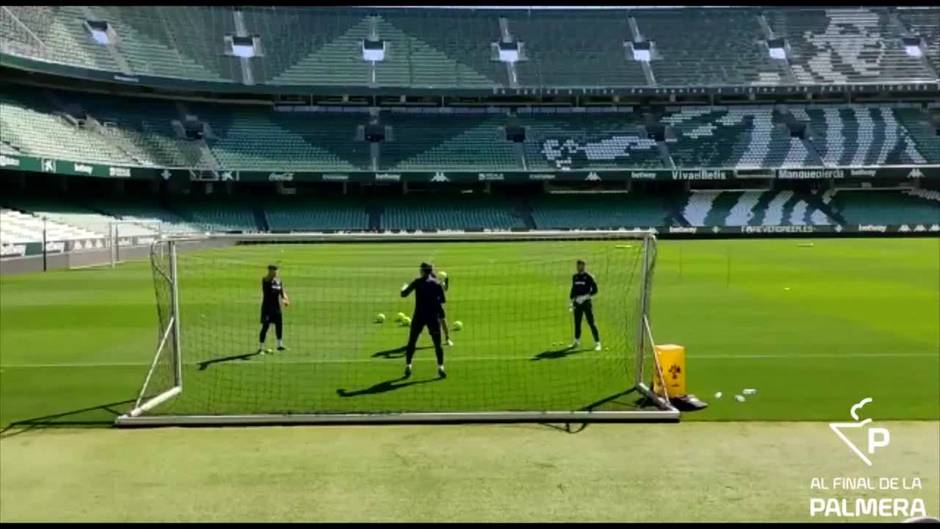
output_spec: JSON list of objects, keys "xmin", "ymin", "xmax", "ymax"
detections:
[{"xmin": 652, "ymin": 344, "xmax": 686, "ymax": 398}]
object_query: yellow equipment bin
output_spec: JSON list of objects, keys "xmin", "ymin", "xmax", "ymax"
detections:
[{"xmin": 652, "ymin": 344, "xmax": 686, "ymax": 399}]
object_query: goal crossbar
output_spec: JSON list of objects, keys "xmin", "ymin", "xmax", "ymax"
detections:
[{"xmin": 154, "ymin": 229, "xmax": 658, "ymax": 244}]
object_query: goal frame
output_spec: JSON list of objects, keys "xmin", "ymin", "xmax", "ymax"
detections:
[
  {"xmin": 109, "ymin": 220, "xmax": 164, "ymax": 269},
  {"xmin": 116, "ymin": 230, "xmax": 678, "ymax": 426}
]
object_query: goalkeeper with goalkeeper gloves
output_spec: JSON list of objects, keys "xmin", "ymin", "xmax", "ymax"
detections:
[{"xmin": 569, "ymin": 259, "xmax": 601, "ymax": 351}]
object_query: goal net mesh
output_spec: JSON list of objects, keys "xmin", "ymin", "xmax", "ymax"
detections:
[{"xmin": 132, "ymin": 233, "xmax": 661, "ymax": 419}]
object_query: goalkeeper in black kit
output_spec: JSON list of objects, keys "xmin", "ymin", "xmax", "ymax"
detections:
[
  {"xmin": 569, "ymin": 259, "xmax": 601, "ymax": 351},
  {"xmin": 400, "ymin": 262, "xmax": 447, "ymax": 379},
  {"xmin": 258, "ymin": 264, "xmax": 289, "ymax": 354}
]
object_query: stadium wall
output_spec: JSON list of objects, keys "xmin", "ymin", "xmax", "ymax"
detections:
[{"xmin": 0, "ymin": 238, "xmax": 235, "ymax": 276}]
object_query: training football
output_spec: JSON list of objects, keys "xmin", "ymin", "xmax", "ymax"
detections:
[{"xmin": 1, "ymin": 3, "xmax": 938, "ymax": 524}]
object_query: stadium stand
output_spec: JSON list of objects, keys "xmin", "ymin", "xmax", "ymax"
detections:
[
  {"xmin": 1, "ymin": 6, "xmax": 938, "ymax": 252},
  {"xmin": 795, "ymin": 105, "xmax": 932, "ymax": 166},
  {"xmin": 0, "ymin": 90, "xmax": 138, "ymax": 166},
  {"xmin": 1, "ymin": 6, "xmax": 118, "ymax": 72},
  {"xmin": 662, "ymin": 105, "xmax": 823, "ymax": 169},
  {"xmin": 171, "ymin": 198, "xmax": 260, "ymax": 232},
  {"xmin": 896, "ymin": 8, "xmax": 940, "ymax": 74},
  {"xmin": 519, "ymin": 111, "xmax": 664, "ymax": 170},
  {"xmin": 84, "ymin": 6, "xmax": 235, "ymax": 82},
  {"xmin": 764, "ymin": 8, "xmax": 936, "ymax": 84},
  {"xmin": 0, "ymin": 207, "xmax": 105, "ymax": 244},
  {"xmin": 505, "ymin": 10, "xmax": 648, "ymax": 88},
  {"xmin": 892, "ymin": 107, "xmax": 940, "ymax": 163},
  {"xmin": 905, "ymin": 187, "xmax": 940, "ymax": 203},
  {"xmin": 67, "ymin": 92, "xmax": 209, "ymax": 168},
  {"xmin": 380, "ymin": 112, "xmax": 522, "ymax": 172},
  {"xmin": 528, "ymin": 193, "xmax": 673, "ymax": 229},
  {"xmin": 380, "ymin": 195, "xmax": 524, "ymax": 231},
  {"xmin": 198, "ymin": 105, "xmax": 371, "ymax": 172},
  {"xmin": 264, "ymin": 197, "xmax": 370, "ymax": 232},
  {"xmin": 378, "ymin": 8, "xmax": 508, "ymax": 88},
  {"xmin": 634, "ymin": 8, "xmax": 791, "ymax": 87},
  {"xmin": 680, "ymin": 190, "xmax": 835, "ymax": 227},
  {"xmin": 11, "ymin": 199, "xmax": 120, "ymax": 237},
  {"xmin": 2, "ymin": 188, "xmax": 937, "ymax": 237},
  {"xmin": 242, "ymin": 8, "xmax": 368, "ymax": 86},
  {"xmin": 3, "ymin": 7, "xmax": 937, "ymax": 90},
  {"xmin": 826, "ymin": 188, "xmax": 940, "ymax": 225},
  {"xmin": 5, "ymin": 87, "xmax": 938, "ymax": 171},
  {"xmin": 91, "ymin": 200, "xmax": 204, "ymax": 234}
]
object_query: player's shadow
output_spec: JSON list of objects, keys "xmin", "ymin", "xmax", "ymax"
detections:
[
  {"xmin": 197, "ymin": 350, "xmax": 263, "ymax": 371},
  {"xmin": 336, "ymin": 376, "xmax": 440, "ymax": 398},
  {"xmin": 372, "ymin": 345, "xmax": 431, "ymax": 360},
  {"xmin": 530, "ymin": 346, "xmax": 587, "ymax": 362}
]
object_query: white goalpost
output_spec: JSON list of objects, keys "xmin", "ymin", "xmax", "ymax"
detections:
[
  {"xmin": 117, "ymin": 230, "xmax": 678, "ymax": 426},
  {"xmin": 109, "ymin": 220, "xmax": 164, "ymax": 268}
]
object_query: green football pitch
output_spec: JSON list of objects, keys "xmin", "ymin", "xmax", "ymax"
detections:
[{"xmin": 1, "ymin": 237, "xmax": 938, "ymax": 522}]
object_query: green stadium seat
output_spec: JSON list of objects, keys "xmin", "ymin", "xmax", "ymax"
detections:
[{"xmin": 529, "ymin": 193, "xmax": 670, "ymax": 229}]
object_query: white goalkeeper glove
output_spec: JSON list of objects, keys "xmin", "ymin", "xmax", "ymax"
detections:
[{"xmin": 401, "ymin": 283, "xmax": 409, "ymax": 292}]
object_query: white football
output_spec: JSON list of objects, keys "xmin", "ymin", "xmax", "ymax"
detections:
[{"xmin": 453, "ymin": 320, "xmax": 463, "ymax": 331}]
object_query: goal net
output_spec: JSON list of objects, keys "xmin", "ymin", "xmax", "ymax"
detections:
[{"xmin": 118, "ymin": 231, "xmax": 676, "ymax": 425}]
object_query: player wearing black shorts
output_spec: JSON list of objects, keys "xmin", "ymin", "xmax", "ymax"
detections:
[
  {"xmin": 401, "ymin": 262, "xmax": 447, "ymax": 379},
  {"xmin": 258, "ymin": 264, "xmax": 289, "ymax": 354},
  {"xmin": 569, "ymin": 259, "xmax": 601, "ymax": 351}
]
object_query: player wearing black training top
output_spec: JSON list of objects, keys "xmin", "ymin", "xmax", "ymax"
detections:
[
  {"xmin": 258, "ymin": 264, "xmax": 289, "ymax": 354},
  {"xmin": 400, "ymin": 262, "xmax": 447, "ymax": 379},
  {"xmin": 569, "ymin": 259, "xmax": 601, "ymax": 351}
]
